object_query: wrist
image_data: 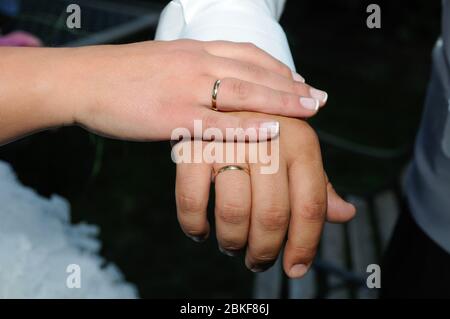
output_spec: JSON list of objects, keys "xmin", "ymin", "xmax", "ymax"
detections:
[
  {"xmin": 7, "ymin": 47, "xmax": 78, "ymax": 129},
  {"xmin": 36, "ymin": 47, "xmax": 83, "ymax": 128},
  {"xmin": 0, "ymin": 47, "xmax": 77, "ymax": 143}
]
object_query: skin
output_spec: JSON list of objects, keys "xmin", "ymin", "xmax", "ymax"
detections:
[
  {"xmin": 0, "ymin": 39, "xmax": 328, "ymax": 145},
  {"xmin": 174, "ymin": 113, "xmax": 356, "ymax": 279},
  {"xmin": 0, "ymin": 39, "xmax": 351, "ymax": 278}
]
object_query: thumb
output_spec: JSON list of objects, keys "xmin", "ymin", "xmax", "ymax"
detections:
[{"xmin": 325, "ymin": 176, "xmax": 356, "ymax": 223}]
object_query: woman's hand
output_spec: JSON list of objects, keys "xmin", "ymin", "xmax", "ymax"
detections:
[
  {"xmin": 1, "ymin": 40, "xmax": 328, "ymax": 144},
  {"xmin": 57, "ymin": 40, "xmax": 327, "ymax": 141}
]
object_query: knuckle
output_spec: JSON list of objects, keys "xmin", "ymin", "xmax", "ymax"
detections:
[
  {"xmin": 177, "ymin": 193, "xmax": 204, "ymax": 215},
  {"xmin": 171, "ymin": 50, "xmax": 201, "ymax": 69},
  {"xmin": 279, "ymin": 91, "xmax": 293, "ymax": 109},
  {"xmin": 171, "ymin": 48, "xmax": 190, "ymax": 59},
  {"xmin": 244, "ymin": 63, "xmax": 261, "ymax": 77},
  {"xmin": 278, "ymin": 63, "xmax": 292, "ymax": 78},
  {"xmin": 217, "ymin": 202, "xmax": 250, "ymax": 225},
  {"xmin": 299, "ymin": 200, "xmax": 326, "ymax": 222},
  {"xmin": 300, "ymin": 123, "xmax": 319, "ymax": 143},
  {"xmin": 214, "ymin": 40, "xmax": 227, "ymax": 46},
  {"xmin": 177, "ymin": 39, "xmax": 196, "ymax": 48},
  {"xmin": 257, "ymin": 204, "xmax": 290, "ymax": 231},
  {"xmin": 171, "ymin": 47, "xmax": 206, "ymax": 66},
  {"xmin": 291, "ymin": 122, "xmax": 320, "ymax": 151},
  {"xmin": 293, "ymin": 81, "xmax": 306, "ymax": 93},
  {"xmin": 232, "ymin": 79, "xmax": 251, "ymax": 100},
  {"xmin": 241, "ymin": 42, "xmax": 258, "ymax": 51}
]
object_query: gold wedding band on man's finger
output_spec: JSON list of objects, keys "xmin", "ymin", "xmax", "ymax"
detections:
[{"xmin": 212, "ymin": 164, "xmax": 250, "ymax": 183}]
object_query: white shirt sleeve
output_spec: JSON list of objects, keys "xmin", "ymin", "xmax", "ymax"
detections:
[{"xmin": 154, "ymin": 0, "xmax": 295, "ymax": 70}]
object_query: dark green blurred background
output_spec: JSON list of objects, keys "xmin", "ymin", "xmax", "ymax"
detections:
[{"xmin": 0, "ymin": 0, "xmax": 442, "ymax": 298}]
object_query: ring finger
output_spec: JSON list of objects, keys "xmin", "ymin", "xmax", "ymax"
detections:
[
  {"xmin": 199, "ymin": 77, "xmax": 321, "ymax": 118},
  {"xmin": 213, "ymin": 155, "xmax": 252, "ymax": 256},
  {"xmin": 210, "ymin": 56, "xmax": 328, "ymax": 106}
]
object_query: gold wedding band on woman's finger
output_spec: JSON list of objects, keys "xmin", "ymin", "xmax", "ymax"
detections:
[
  {"xmin": 212, "ymin": 165, "xmax": 250, "ymax": 182},
  {"xmin": 211, "ymin": 79, "xmax": 221, "ymax": 111}
]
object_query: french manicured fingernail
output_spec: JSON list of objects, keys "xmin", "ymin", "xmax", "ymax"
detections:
[
  {"xmin": 300, "ymin": 97, "xmax": 319, "ymax": 111},
  {"xmin": 289, "ymin": 264, "xmax": 308, "ymax": 278},
  {"xmin": 218, "ymin": 245, "xmax": 239, "ymax": 257},
  {"xmin": 310, "ymin": 88, "xmax": 328, "ymax": 103},
  {"xmin": 292, "ymin": 72, "xmax": 305, "ymax": 83},
  {"xmin": 260, "ymin": 121, "xmax": 280, "ymax": 138},
  {"xmin": 187, "ymin": 234, "xmax": 207, "ymax": 243}
]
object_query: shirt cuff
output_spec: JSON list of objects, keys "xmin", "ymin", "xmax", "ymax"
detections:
[{"xmin": 155, "ymin": 0, "xmax": 295, "ymax": 70}]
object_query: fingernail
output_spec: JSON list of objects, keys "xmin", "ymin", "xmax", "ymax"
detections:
[
  {"xmin": 250, "ymin": 262, "xmax": 275, "ymax": 273},
  {"xmin": 246, "ymin": 256, "xmax": 276, "ymax": 272},
  {"xmin": 260, "ymin": 121, "xmax": 280, "ymax": 138},
  {"xmin": 218, "ymin": 245, "xmax": 239, "ymax": 257},
  {"xmin": 292, "ymin": 71, "xmax": 305, "ymax": 83},
  {"xmin": 299, "ymin": 97, "xmax": 319, "ymax": 111},
  {"xmin": 289, "ymin": 264, "xmax": 308, "ymax": 278},
  {"xmin": 250, "ymin": 265, "xmax": 270, "ymax": 273},
  {"xmin": 187, "ymin": 234, "xmax": 207, "ymax": 243},
  {"xmin": 309, "ymin": 88, "xmax": 328, "ymax": 103},
  {"xmin": 250, "ymin": 267, "xmax": 264, "ymax": 273}
]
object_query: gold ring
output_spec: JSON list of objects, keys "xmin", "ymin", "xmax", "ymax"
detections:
[
  {"xmin": 211, "ymin": 79, "xmax": 221, "ymax": 111},
  {"xmin": 212, "ymin": 165, "xmax": 250, "ymax": 182}
]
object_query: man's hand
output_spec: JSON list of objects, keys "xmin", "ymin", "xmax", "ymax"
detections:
[{"xmin": 173, "ymin": 113, "xmax": 355, "ymax": 278}]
